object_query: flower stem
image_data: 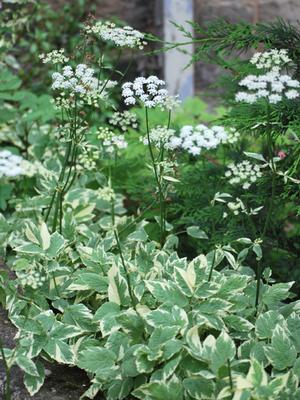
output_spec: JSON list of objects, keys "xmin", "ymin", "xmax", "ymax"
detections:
[
  {"xmin": 113, "ymin": 229, "xmax": 136, "ymax": 309},
  {"xmin": 256, "ymin": 103, "xmax": 276, "ymax": 309},
  {"xmin": 145, "ymin": 107, "xmax": 165, "ymax": 245},
  {"xmin": 208, "ymin": 248, "xmax": 217, "ymax": 282}
]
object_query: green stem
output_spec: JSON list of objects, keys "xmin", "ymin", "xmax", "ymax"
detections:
[
  {"xmin": 255, "ymin": 261, "xmax": 262, "ymax": 309},
  {"xmin": 49, "ymin": 140, "xmax": 73, "ymax": 231},
  {"xmin": 208, "ymin": 249, "xmax": 217, "ymax": 282},
  {"xmin": 256, "ymin": 103, "xmax": 275, "ymax": 310},
  {"xmin": 145, "ymin": 107, "xmax": 165, "ymax": 245},
  {"xmin": 113, "ymin": 229, "xmax": 136, "ymax": 309}
]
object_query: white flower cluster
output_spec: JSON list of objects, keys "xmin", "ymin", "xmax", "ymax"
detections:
[
  {"xmin": 98, "ymin": 186, "xmax": 115, "ymax": 202},
  {"xmin": 51, "ymin": 64, "xmax": 117, "ymax": 106},
  {"xmin": 18, "ymin": 269, "xmax": 46, "ymax": 289},
  {"xmin": 236, "ymin": 71, "xmax": 300, "ymax": 104},
  {"xmin": 141, "ymin": 126, "xmax": 176, "ymax": 149},
  {"xmin": 109, "ymin": 111, "xmax": 138, "ymax": 131},
  {"xmin": 0, "ymin": 150, "xmax": 24, "ymax": 178},
  {"xmin": 39, "ymin": 49, "xmax": 69, "ymax": 65},
  {"xmin": 85, "ymin": 21, "xmax": 147, "ymax": 49},
  {"xmin": 226, "ymin": 128, "xmax": 240, "ymax": 144},
  {"xmin": 250, "ymin": 49, "xmax": 291, "ymax": 72},
  {"xmin": 225, "ymin": 160, "xmax": 262, "ymax": 189},
  {"xmin": 97, "ymin": 127, "xmax": 128, "ymax": 153},
  {"xmin": 122, "ymin": 76, "xmax": 169, "ymax": 108},
  {"xmin": 236, "ymin": 49, "xmax": 299, "ymax": 104},
  {"xmin": 166, "ymin": 124, "xmax": 230, "ymax": 156},
  {"xmin": 162, "ymin": 95, "xmax": 181, "ymax": 111},
  {"xmin": 78, "ymin": 147, "xmax": 100, "ymax": 171}
]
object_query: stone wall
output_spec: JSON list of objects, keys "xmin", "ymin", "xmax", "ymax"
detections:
[
  {"xmin": 194, "ymin": 0, "xmax": 300, "ymax": 90},
  {"xmin": 47, "ymin": 0, "xmax": 300, "ymax": 91}
]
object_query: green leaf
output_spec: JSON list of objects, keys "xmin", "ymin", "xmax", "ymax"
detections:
[
  {"xmin": 44, "ymin": 338, "xmax": 74, "ymax": 364},
  {"xmin": 149, "ymin": 326, "xmax": 179, "ymax": 350},
  {"xmin": 127, "ymin": 228, "xmax": 148, "ymax": 242},
  {"xmin": 133, "ymin": 375, "xmax": 184, "ymax": 400},
  {"xmin": 107, "ymin": 378, "xmax": 133, "ymax": 400},
  {"xmin": 186, "ymin": 326, "xmax": 202, "ymax": 358},
  {"xmin": 47, "ymin": 232, "xmax": 65, "ymax": 257},
  {"xmin": 94, "ymin": 302, "xmax": 121, "ymax": 337},
  {"xmin": 14, "ymin": 243, "xmax": 42, "ymax": 255},
  {"xmin": 264, "ymin": 325, "xmax": 297, "ymax": 370},
  {"xmin": 23, "ymin": 360, "xmax": 45, "ymax": 396},
  {"xmin": 145, "ymin": 280, "xmax": 188, "ymax": 307},
  {"xmin": 145, "ymin": 306, "xmax": 188, "ymax": 333},
  {"xmin": 255, "ymin": 310, "xmax": 284, "ymax": 339},
  {"xmin": 194, "ymin": 298, "xmax": 232, "ymax": 315},
  {"xmin": 174, "ymin": 265, "xmax": 196, "ymax": 297},
  {"xmin": 262, "ymin": 282, "xmax": 294, "ymax": 307},
  {"xmin": 62, "ymin": 304, "xmax": 97, "ymax": 332},
  {"xmin": 78, "ymin": 347, "xmax": 116, "ymax": 374},
  {"xmin": 134, "ymin": 345, "xmax": 156, "ymax": 373},
  {"xmin": 183, "ymin": 377, "xmax": 215, "ymax": 399},
  {"xmin": 247, "ymin": 359, "xmax": 268, "ymax": 387},
  {"xmin": 211, "ymin": 331, "xmax": 236, "ymax": 373},
  {"xmin": 217, "ymin": 275, "xmax": 249, "ymax": 298},
  {"xmin": 68, "ymin": 272, "xmax": 108, "ymax": 293},
  {"xmin": 108, "ymin": 264, "xmax": 131, "ymax": 306},
  {"xmin": 40, "ymin": 222, "xmax": 51, "ymax": 250},
  {"xmin": 16, "ymin": 355, "xmax": 39, "ymax": 377},
  {"xmin": 287, "ymin": 313, "xmax": 300, "ymax": 352},
  {"xmin": 244, "ymin": 151, "xmax": 266, "ymax": 162},
  {"xmin": 224, "ymin": 315, "xmax": 254, "ymax": 332},
  {"xmin": 187, "ymin": 226, "xmax": 208, "ymax": 239}
]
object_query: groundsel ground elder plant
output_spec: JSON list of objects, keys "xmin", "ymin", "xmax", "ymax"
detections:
[{"xmin": 2, "ymin": 222, "xmax": 300, "ymax": 400}]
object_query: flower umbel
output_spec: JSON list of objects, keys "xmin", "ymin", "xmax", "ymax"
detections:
[
  {"xmin": 122, "ymin": 76, "xmax": 169, "ymax": 108},
  {"xmin": 250, "ymin": 49, "xmax": 291, "ymax": 72},
  {"xmin": 85, "ymin": 21, "xmax": 147, "ymax": 49},
  {"xmin": 225, "ymin": 160, "xmax": 262, "ymax": 189}
]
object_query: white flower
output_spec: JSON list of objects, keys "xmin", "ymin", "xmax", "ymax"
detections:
[
  {"xmin": 225, "ymin": 160, "xmax": 262, "ymax": 189},
  {"xmin": 97, "ymin": 127, "xmax": 128, "ymax": 153},
  {"xmin": 122, "ymin": 76, "xmax": 174, "ymax": 108},
  {"xmin": 51, "ymin": 64, "xmax": 116, "ymax": 107},
  {"xmin": 165, "ymin": 124, "xmax": 238, "ymax": 156},
  {"xmin": 109, "ymin": 111, "xmax": 138, "ymax": 131},
  {"xmin": 236, "ymin": 70, "xmax": 300, "ymax": 105},
  {"xmin": 285, "ymin": 89, "xmax": 299, "ymax": 99},
  {"xmin": 39, "ymin": 49, "xmax": 69, "ymax": 65},
  {"xmin": 250, "ymin": 49, "xmax": 291, "ymax": 72},
  {"xmin": 141, "ymin": 126, "xmax": 176, "ymax": 149},
  {"xmin": 85, "ymin": 21, "xmax": 147, "ymax": 49}
]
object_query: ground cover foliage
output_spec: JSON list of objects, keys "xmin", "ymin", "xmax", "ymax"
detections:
[{"xmin": 1, "ymin": 2, "xmax": 300, "ymax": 399}]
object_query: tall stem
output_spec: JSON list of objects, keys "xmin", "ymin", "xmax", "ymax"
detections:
[
  {"xmin": 51, "ymin": 140, "xmax": 72, "ymax": 233},
  {"xmin": 255, "ymin": 103, "xmax": 275, "ymax": 309},
  {"xmin": 208, "ymin": 248, "xmax": 217, "ymax": 282},
  {"xmin": 145, "ymin": 107, "xmax": 165, "ymax": 245}
]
